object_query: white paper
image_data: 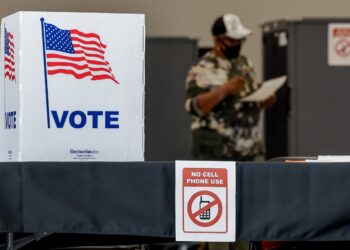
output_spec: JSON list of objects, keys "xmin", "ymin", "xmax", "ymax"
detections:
[
  {"xmin": 175, "ymin": 161, "xmax": 236, "ymax": 242},
  {"xmin": 317, "ymin": 155, "xmax": 350, "ymax": 162},
  {"xmin": 305, "ymin": 155, "xmax": 350, "ymax": 162},
  {"xmin": 240, "ymin": 75, "xmax": 287, "ymax": 102}
]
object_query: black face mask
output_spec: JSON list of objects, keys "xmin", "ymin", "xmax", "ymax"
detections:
[{"xmin": 222, "ymin": 44, "xmax": 241, "ymax": 59}]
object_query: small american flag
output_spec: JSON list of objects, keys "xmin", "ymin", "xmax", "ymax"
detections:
[
  {"xmin": 44, "ymin": 22, "xmax": 118, "ymax": 83},
  {"xmin": 4, "ymin": 28, "xmax": 15, "ymax": 81}
]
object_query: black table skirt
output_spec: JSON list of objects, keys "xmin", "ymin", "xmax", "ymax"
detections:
[{"xmin": 1, "ymin": 162, "xmax": 350, "ymax": 241}]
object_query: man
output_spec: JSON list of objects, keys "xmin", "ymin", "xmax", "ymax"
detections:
[{"xmin": 185, "ymin": 13, "xmax": 275, "ymax": 162}]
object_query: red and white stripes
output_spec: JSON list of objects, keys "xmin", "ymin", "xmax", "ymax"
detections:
[
  {"xmin": 46, "ymin": 29, "xmax": 118, "ymax": 83},
  {"xmin": 4, "ymin": 31, "xmax": 15, "ymax": 81}
]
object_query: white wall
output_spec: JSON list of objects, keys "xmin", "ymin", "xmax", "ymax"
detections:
[{"xmin": 1, "ymin": 0, "xmax": 350, "ymax": 78}]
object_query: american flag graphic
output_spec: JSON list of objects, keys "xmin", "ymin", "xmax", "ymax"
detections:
[
  {"xmin": 4, "ymin": 28, "xmax": 15, "ymax": 81},
  {"xmin": 44, "ymin": 22, "xmax": 118, "ymax": 83}
]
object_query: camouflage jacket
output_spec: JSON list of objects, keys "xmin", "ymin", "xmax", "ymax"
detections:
[{"xmin": 185, "ymin": 51, "xmax": 264, "ymax": 161}]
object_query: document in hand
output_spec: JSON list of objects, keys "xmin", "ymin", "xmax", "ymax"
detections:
[{"xmin": 240, "ymin": 76, "xmax": 287, "ymax": 102}]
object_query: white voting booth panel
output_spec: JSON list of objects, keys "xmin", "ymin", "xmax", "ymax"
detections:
[{"xmin": 0, "ymin": 12, "xmax": 145, "ymax": 161}]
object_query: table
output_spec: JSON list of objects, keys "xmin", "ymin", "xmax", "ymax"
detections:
[{"xmin": 1, "ymin": 162, "xmax": 350, "ymax": 248}]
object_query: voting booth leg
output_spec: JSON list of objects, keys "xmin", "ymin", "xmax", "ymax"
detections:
[
  {"xmin": 5, "ymin": 233, "xmax": 14, "ymax": 250},
  {"xmin": 141, "ymin": 244, "xmax": 150, "ymax": 250},
  {"xmin": 248, "ymin": 241, "xmax": 260, "ymax": 250},
  {"xmin": 229, "ymin": 242, "xmax": 235, "ymax": 250}
]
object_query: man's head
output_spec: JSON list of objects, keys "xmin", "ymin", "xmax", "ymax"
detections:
[{"xmin": 211, "ymin": 14, "xmax": 251, "ymax": 59}]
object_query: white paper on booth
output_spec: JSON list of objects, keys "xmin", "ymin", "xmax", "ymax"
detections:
[{"xmin": 328, "ymin": 23, "xmax": 350, "ymax": 66}]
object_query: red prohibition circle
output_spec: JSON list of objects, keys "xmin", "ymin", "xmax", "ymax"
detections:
[
  {"xmin": 187, "ymin": 190, "xmax": 223, "ymax": 227},
  {"xmin": 335, "ymin": 39, "xmax": 350, "ymax": 57}
]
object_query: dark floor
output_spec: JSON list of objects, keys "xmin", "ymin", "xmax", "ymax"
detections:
[{"xmin": 1, "ymin": 234, "xmax": 350, "ymax": 250}]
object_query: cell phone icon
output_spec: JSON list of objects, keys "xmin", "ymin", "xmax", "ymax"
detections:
[{"xmin": 199, "ymin": 196, "xmax": 210, "ymax": 220}]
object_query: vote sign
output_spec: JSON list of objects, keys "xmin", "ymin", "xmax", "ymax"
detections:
[{"xmin": 0, "ymin": 12, "xmax": 145, "ymax": 161}]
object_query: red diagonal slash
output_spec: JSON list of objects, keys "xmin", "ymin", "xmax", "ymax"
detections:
[
  {"xmin": 191, "ymin": 199, "xmax": 219, "ymax": 218},
  {"xmin": 187, "ymin": 190, "xmax": 223, "ymax": 227}
]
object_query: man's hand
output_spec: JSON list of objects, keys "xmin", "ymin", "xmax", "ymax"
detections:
[
  {"xmin": 195, "ymin": 76, "xmax": 246, "ymax": 116},
  {"xmin": 260, "ymin": 95, "xmax": 276, "ymax": 109},
  {"xmin": 222, "ymin": 76, "xmax": 246, "ymax": 95}
]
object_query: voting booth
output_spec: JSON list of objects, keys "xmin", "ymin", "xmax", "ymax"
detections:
[
  {"xmin": 263, "ymin": 19, "xmax": 350, "ymax": 159},
  {"xmin": 0, "ymin": 12, "xmax": 145, "ymax": 161}
]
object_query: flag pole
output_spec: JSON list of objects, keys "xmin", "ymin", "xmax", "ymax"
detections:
[
  {"xmin": 40, "ymin": 18, "xmax": 51, "ymax": 128},
  {"xmin": 3, "ymin": 25, "xmax": 6, "ymax": 128}
]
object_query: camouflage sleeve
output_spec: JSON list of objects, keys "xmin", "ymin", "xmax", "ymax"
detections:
[
  {"xmin": 236, "ymin": 56, "xmax": 260, "ymax": 98},
  {"xmin": 185, "ymin": 79, "xmax": 209, "ymax": 116},
  {"xmin": 184, "ymin": 58, "xmax": 215, "ymax": 116}
]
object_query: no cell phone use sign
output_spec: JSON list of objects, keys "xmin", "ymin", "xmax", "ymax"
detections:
[
  {"xmin": 328, "ymin": 23, "xmax": 350, "ymax": 66},
  {"xmin": 175, "ymin": 161, "xmax": 236, "ymax": 242}
]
